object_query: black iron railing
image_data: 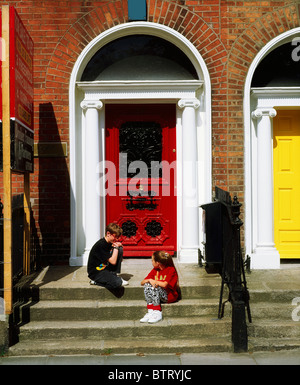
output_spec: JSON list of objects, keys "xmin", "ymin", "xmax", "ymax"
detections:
[{"xmin": 201, "ymin": 187, "xmax": 252, "ymax": 353}]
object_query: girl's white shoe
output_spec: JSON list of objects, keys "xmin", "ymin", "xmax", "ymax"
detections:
[
  {"xmin": 140, "ymin": 309, "xmax": 154, "ymax": 323},
  {"xmin": 148, "ymin": 310, "xmax": 162, "ymax": 323}
]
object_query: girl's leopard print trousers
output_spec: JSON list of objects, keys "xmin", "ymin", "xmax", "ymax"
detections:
[{"xmin": 143, "ymin": 282, "xmax": 168, "ymax": 305}]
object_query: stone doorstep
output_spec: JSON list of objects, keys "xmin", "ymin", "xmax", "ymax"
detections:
[
  {"xmin": 8, "ymin": 263, "xmax": 300, "ymax": 356},
  {"xmin": 18, "ymin": 317, "xmax": 232, "ymax": 341}
]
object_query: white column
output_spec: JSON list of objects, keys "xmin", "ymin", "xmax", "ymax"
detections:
[
  {"xmin": 80, "ymin": 100, "xmax": 103, "ymax": 264},
  {"xmin": 178, "ymin": 98, "xmax": 200, "ymax": 262},
  {"xmin": 251, "ymin": 108, "xmax": 280, "ymax": 269}
]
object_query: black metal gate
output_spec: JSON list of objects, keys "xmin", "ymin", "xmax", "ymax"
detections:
[
  {"xmin": 12, "ymin": 194, "xmax": 24, "ymax": 278},
  {"xmin": 0, "ymin": 194, "xmax": 24, "ymax": 293}
]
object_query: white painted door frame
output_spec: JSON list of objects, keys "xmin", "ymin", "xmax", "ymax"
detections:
[
  {"xmin": 244, "ymin": 27, "xmax": 300, "ymax": 269},
  {"xmin": 69, "ymin": 22, "xmax": 212, "ymax": 266}
]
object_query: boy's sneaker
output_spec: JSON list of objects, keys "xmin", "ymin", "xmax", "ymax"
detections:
[
  {"xmin": 148, "ymin": 310, "xmax": 162, "ymax": 323},
  {"xmin": 121, "ymin": 278, "xmax": 129, "ymax": 286},
  {"xmin": 140, "ymin": 310, "xmax": 154, "ymax": 323},
  {"xmin": 89, "ymin": 280, "xmax": 97, "ymax": 285}
]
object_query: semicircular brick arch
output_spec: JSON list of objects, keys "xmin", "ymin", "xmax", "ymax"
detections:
[
  {"xmin": 228, "ymin": 3, "xmax": 300, "ymax": 91},
  {"xmin": 46, "ymin": 0, "xmax": 227, "ymax": 87}
]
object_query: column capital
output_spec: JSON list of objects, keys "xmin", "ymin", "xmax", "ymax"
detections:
[
  {"xmin": 251, "ymin": 108, "xmax": 277, "ymax": 119},
  {"xmin": 178, "ymin": 98, "xmax": 200, "ymax": 109},
  {"xmin": 80, "ymin": 100, "xmax": 103, "ymax": 110}
]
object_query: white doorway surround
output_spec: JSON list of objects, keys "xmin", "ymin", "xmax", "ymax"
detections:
[
  {"xmin": 69, "ymin": 23, "xmax": 212, "ymax": 266},
  {"xmin": 244, "ymin": 28, "xmax": 300, "ymax": 269}
]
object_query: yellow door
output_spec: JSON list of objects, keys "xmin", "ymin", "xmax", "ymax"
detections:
[{"xmin": 273, "ymin": 110, "xmax": 300, "ymax": 259}]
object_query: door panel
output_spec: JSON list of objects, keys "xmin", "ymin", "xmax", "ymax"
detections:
[
  {"xmin": 273, "ymin": 110, "xmax": 300, "ymax": 259},
  {"xmin": 105, "ymin": 104, "xmax": 177, "ymax": 256}
]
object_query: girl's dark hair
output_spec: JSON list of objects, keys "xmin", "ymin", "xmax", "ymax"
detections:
[{"xmin": 152, "ymin": 251, "xmax": 175, "ymax": 267}]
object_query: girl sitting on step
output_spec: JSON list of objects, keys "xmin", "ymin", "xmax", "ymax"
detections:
[{"xmin": 140, "ymin": 251, "xmax": 180, "ymax": 324}]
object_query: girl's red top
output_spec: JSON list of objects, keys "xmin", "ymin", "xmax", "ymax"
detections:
[{"xmin": 144, "ymin": 266, "xmax": 179, "ymax": 303}]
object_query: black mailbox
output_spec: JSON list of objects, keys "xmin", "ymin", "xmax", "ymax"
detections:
[
  {"xmin": 202, "ymin": 201, "xmax": 223, "ymax": 266},
  {"xmin": 201, "ymin": 199, "xmax": 232, "ymax": 273}
]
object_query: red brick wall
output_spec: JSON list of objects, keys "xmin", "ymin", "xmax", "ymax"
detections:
[{"xmin": 0, "ymin": 0, "xmax": 299, "ymax": 264}]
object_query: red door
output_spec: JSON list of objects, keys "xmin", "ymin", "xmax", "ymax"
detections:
[{"xmin": 105, "ymin": 104, "xmax": 177, "ymax": 257}]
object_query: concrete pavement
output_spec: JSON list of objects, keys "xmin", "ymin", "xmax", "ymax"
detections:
[{"xmin": 1, "ymin": 350, "xmax": 300, "ymax": 365}]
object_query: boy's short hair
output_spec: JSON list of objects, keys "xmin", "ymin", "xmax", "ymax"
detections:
[{"xmin": 105, "ymin": 223, "xmax": 123, "ymax": 237}]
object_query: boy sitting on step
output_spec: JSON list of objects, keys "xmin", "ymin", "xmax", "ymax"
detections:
[{"xmin": 87, "ymin": 223, "xmax": 128, "ymax": 289}]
